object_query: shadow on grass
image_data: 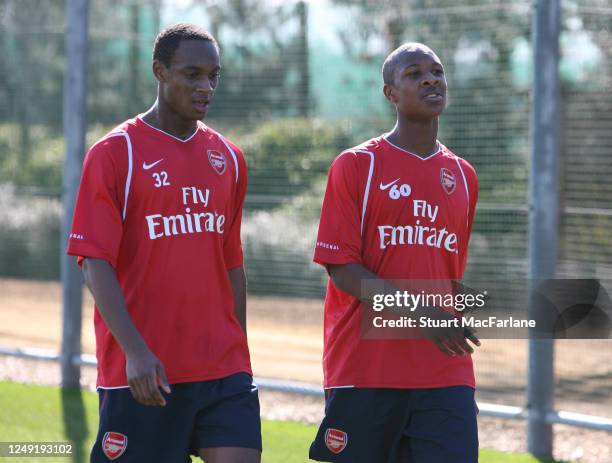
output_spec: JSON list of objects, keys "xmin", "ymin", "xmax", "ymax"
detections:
[
  {"xmin": 534, "ymin": 457, "xmax": 568, "ymax": 463},
  {"xmin": 61, "ymin": 387, "xmax": 90, "ymax": 463}
]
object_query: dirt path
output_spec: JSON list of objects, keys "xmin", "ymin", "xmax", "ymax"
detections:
[
  {"xmin": 1, "ymin": 278, "xmax": 611, "ymax": 462},
  {"xmin": 0, "ymin": 278, "xmax": 325, "ymax": 384},
  {"xmin": 1, "ymin": 278, "xmax": 610, "ymax": 411}
]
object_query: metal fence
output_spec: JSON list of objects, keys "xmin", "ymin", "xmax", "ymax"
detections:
[{"xmin": 1, "ymin": 0, "xmax": 611, "ymax": 457}]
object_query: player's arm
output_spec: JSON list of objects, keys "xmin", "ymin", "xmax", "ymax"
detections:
[
  {"xmin": 222, "ymin": 142, "xmax": 249, "ymax": 335},
  {"xmin": 82, "ymin": 258, "xmax": 171, "ymax": 405},
  {"xmin": 327, "ymin": 262, "xmax": 480, "ymax": 356},
  {"xmin": 228, "ymin": 265, "xmax": 247, "ymax": 335},
  {"xmin": 326, "ymin": 262, "xmax": 393, "ymax": 301}
]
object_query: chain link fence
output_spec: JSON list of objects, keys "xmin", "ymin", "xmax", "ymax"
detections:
[{"xmin": 0, "ymin": 0, "xmax": 610, "ymax": 418}]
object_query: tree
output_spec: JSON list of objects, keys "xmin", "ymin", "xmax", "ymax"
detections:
[
  {"xmin": 0, "ymin": 0, "xmax": 64, "ymax": 162},
  {"xmin": 557, "ymin": 0, "xmax": 612, "ymax": 266},
  {"xmin": 329, "ymin": 0, "xmax": 532, "ymax": 202},
  {"xmin": 184, "ymin": 0, "xmax": 312, "ymax": 124}
]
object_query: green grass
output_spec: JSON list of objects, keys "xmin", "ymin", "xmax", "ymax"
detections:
[
  {"xmin": 0, "ymin": 381, "xmax": 562, "ymax": 462},
  {"xmin": 479, "ymin": 449, "xmax": 560, "ymax": 463}
]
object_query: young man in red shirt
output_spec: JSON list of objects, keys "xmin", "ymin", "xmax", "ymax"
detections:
[
  {"xmin": 67, "ymin": 24, "xmax": 261, "ymax": 463},
  {"xmin": 310, "ymin": 43, "xmax": 480, "ymax": 462}
]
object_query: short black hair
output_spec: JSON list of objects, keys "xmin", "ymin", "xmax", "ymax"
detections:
[
  {"xmin": 382, "ymin": 42, "xmax": 438, "ymax": 85},
  {"xmin": 153, "ymin": 23, "xmax": 218, "ymax": 67}
]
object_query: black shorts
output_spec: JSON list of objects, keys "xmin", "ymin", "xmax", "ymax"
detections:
[
  {"xmin": 91, "ymin": 373, "xmax": 261, "ymax": 462},
  {"xmin": 309, "ymin": 386, "xmax": 478, "ymax": 463}
]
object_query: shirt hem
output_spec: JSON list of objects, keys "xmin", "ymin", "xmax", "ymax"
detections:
[
  {"xmin": 96, "ymin": 367, "xmax": 253, "ymax": 389},
  {"xmin": 324, "ymin": 380, "xmax": 476, "ymax": 390}
]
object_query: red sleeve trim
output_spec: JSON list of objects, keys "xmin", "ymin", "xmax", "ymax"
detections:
[
  {"xmin": 224, "ymin": 255, "xmax": 244, "ymax": 270},
  {"xmin": 313, "ymin": 252, "xmax": 361, "ymax": 267},
  {"xmin": 67, "ymin": 243, "xmax": 117, "ymax": 269}
]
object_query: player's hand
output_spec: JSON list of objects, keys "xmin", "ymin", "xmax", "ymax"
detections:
[
  {"xmin": 419, "ymin": 309, "xmax": 481, "ymax": 356},
  {"xmin": 125, "ymin": 347, "xmax": 171, "ymax": 406}
]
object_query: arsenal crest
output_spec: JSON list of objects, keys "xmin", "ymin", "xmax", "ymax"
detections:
[
  {"xmin": 208, "ymin": 150, "xmax": 227, "ymax": 175},
  {"xmin": 325, "ymin": 428, "xmax": 348, "ymax": 454},
  {"xmin": 102, "ymin": 432, "xmax": 128, "ymax": 460},
  {"xmin": 440, "ymin": 168, "xmax": 456, "ymax": 195}
]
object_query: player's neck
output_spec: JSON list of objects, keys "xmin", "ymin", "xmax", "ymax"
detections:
[
  {"xmin": 386, "ymin": 118, "xmax": 439, "ymax": 158},
  {"xmin": 141, "ymin": 101, "xmax": 198, "ymax": 140}
]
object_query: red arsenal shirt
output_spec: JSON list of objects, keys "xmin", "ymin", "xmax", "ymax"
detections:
[
  {"xmin": 314, "ymin": 136, "xmax": 478, "ymax": 389},
  {"xmin": 67, "ymin": 116, "xmax": 252, "ymax": 388}
]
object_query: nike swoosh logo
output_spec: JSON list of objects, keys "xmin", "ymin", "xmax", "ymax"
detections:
[
  {"xmin": 143, "ymin": 159, "xmax": 164, "ymax": 170},
  {"xmin": 379, "ymin": 178, "xmax": 400, "ymax": 190}
]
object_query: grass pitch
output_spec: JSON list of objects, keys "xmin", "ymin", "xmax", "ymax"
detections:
[{"xmin": 0, "ymin": 381, "xmax": 561, "ymax": 463}]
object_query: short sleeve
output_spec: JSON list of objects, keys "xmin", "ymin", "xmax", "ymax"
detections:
[
  {"xmin": 66, "ymin": 138, "xmax": 125, "ymax": 268},
  {"xmin": 223, "ymin": 145, "xmax": 247, "ymax": 270},
  {"xmin": 313, "ymin": 152, "xmax": 365, "ymax": 266}
]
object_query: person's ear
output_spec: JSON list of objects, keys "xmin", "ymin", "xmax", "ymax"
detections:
[
  {"xmin": 152, "ymin": 60, "xmax": 169, "ymax": 83},
  {"xmin": 383, "ymin": 83, "xmax": 398, "ymax": 104}
]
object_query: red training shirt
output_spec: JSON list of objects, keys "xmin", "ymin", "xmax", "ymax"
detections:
[
  {"xmin": 67, "ymin": 116, "xmax": 252, "ymax": 388},
  {"xmin": 314, "ymin": 136, "xmax": 478, "ymax": 389}
]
